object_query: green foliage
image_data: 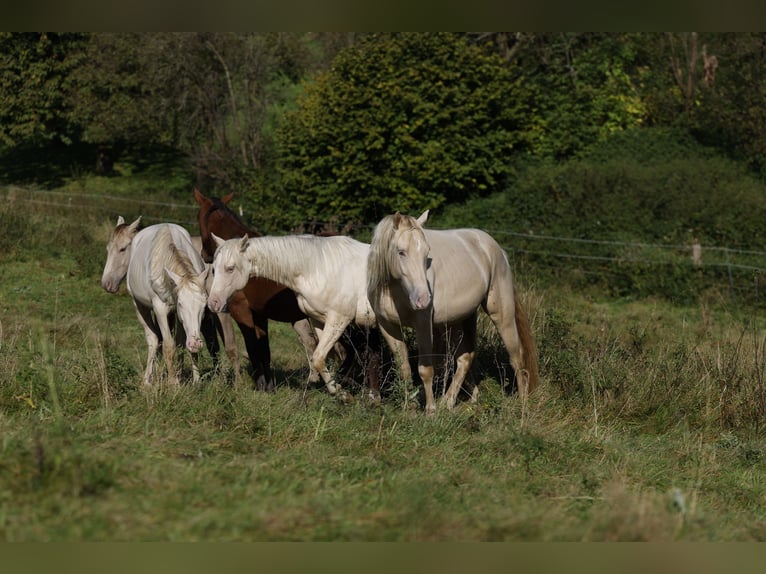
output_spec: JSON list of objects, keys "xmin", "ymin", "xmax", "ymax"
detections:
[
  {"xmin": 515, "ymin": 33, "xmax": 650, "ymax": 160},
  {"xmin": 274, "ymin": 33, "xmax": 532, "ymax": 226},
  {"xmin": 0, "ymin": 33, "xmax": 86, "ymax": 147},
  {"xmin": 438, "ymin": 128, "xmax": 766, "ymax": 304}
]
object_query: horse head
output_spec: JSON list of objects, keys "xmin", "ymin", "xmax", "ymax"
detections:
[
  {"xmin": 207, "ymin": 234, "xmax": 251, "ymax": 313},
  {"xmin": 193, "ymin": 187, "xmax": 239, "ymax": 263},
  {"xmin": 390, "ymin": 210, "xmax": 432, "ymax": 310},
  {"xmin": 165, "ymin": 266, "xmax": 209, "ymax": 353},
  {"xmin": 101, "ymin": 215, "xmax": 142, "ymax": 293}
]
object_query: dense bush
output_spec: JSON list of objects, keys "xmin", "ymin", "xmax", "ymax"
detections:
[
  {"xmin": 437, "ymin": 128, "xmax": 766, "ymax": 305},
  {"xmin": 273, "ymin": 33, "xmax": 533, "ymax": 227}
]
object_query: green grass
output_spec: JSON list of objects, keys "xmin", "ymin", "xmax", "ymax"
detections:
[{"xmin": 3, "ymin": 177, "xmax": 766, "ymax": 541}]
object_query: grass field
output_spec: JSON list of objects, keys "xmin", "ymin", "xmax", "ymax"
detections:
[{"xmin": 2, "ymin": 178, "xmax": 766, "ymax": 541}]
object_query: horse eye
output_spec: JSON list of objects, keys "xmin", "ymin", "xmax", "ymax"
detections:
[
  {"xmin": 398, "ymin": 250, "xmax": 406, "ymax": 257},
  {"xmin": 225, "ymin": 266, "xmax": 235, "ymax": 273},
  {"xmin": 119, "ymin": 247, "xmax": 127, "ymax": 253}
]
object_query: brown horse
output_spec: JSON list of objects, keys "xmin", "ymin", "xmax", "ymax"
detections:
[{"xmin": 193, "ymin": 188, "xmax": 381, "ymax": 395}]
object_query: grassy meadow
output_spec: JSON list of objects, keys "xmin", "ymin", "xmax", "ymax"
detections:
[{"xmin": 2, "ymin": 172, "xmax": 766, "ymax": 541}]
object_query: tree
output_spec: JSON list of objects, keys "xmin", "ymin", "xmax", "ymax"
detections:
[
  {"xmin": 510, "ymin": 33, "xmax": 650, "ymax": 160},
  {"xmin": 0, "ymin": 33, "xmax": 86, "ymax": 148},
  {"xmin": 274, "ymin": 32, "xmax": 533, "ymax": 226}
]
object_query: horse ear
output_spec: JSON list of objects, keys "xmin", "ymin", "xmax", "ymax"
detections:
[
  {"xmin": 193, "ymin": 187, "xmax": 205, "ymax": 205},
  {"xmin": 116, "ymin": 215, "xmax": 125, "ymax": 226},
  {"xmin": 392, "ymin": 212, "xmax": 402, "ymax": 230},
  {"xmin": 165, "ymin": 267, "xmax": 183, "ymax": 287},
  {"xmin": 128, "ymin": 216, "xmax": 142, "ymax": 233},
  {"xmin": 211, "ymin": 233, "xmax": 225, "ymax": 248},
  {"xmin": 221, "ymin": 192, "xmax": 235, "ymax": 205},
  {"xmin": 237, "ymin": 235, "xmax": 249, "ymax": 253},
  {"xmin": 416, "ymin": 210, "xmax": 429, "ymax": 226}
]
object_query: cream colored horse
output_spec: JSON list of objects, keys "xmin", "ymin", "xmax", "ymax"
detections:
[
  {"xmin": 367, "ymin": 211, "xmax": 539, "ymax": 414},
  {"xmin": 206, "ymin": 234, "xmax": 392, "ymax": 402},
  {"xmin": 101, "ymin": 219, "xmax": 211, "ymax": 386},
  {"xmin": 102, "ymin": 217, "xmax": 241, "ymax": 382}
]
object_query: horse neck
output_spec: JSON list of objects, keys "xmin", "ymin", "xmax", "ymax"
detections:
[
  {"xmin": 244, "ymin": 235, "xmax": 356, "ymax": 289},
  {"xmin": 241, "ymin": 236, "xmax": 308, "ymax": 288},
  {"xmin": 209, "ymin": 207, "xmax": 259, "ymax": 239}
]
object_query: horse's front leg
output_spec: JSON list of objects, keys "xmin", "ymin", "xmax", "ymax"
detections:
[
  {"xmin": 154, "ymin": 301, "xmax": 179, "ymax": 386},
  {"xmin": 292, "ymin": 318, "xmax": 321, "ymax": 384},
  {"xmin": 217, "ymin": 311, "xmax": 242, "ymax": 385},
  {"xmin": 414, "ymin": 311, "xmax": 436, "ymax": 415},
  {"xmin": 378, "ymin": 321, "xmax": 413, "ymax": 406},
  {"xmin": 133, "ymin": 301, "xmax": 160, "ymax": 387},
  {"xmin": 310, "ymin": 314, "xmax": 351, "ymax": 400}
]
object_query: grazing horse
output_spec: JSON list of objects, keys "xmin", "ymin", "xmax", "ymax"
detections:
[
  {"xmin": 101, "ymin": 218, "xmax": 213, "ymax": 386},
  {"xmin": 206, "ymin": 233, "xmax": 388, "ymax": 402},
  {"xmin": 193, "ymin": 188, "xmax": 379, "ymax": 392},
  {"xmin": 367, "ymin": 211, "xmax": 539, "ymax": 414}
]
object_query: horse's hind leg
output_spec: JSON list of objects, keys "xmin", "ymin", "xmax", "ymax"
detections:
[
  {"xmin": 442, "ymin": 315, "xmax": 477, "ymax": 410},
  {"xmin": 484, "ymin": 284, "xmax": 527, "ymax": 396}
]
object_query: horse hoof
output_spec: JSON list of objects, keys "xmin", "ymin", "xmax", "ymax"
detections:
[{"xmin": 336, "ymin": 390, "xmax": 353, "ymax": 405}]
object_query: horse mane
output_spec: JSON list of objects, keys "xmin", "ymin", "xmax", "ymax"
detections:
[
  {"xmin": 237, "ymin": 234, "xmax": 364, "ymax": 288},
  {"xmin": 150, "ymin": 226, "xmax": 200, "ymax": 297},
  {"xmin": 367, "ymin": 215, "xmax": 397, "ymax": 300},
  {"xmin": 367, "ymin": 213, "xmax": 423, "ymax": 300}
]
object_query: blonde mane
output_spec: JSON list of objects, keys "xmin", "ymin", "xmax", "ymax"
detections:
[
  {"xmin": 149, "ymin": 226, "xmax": 201, "ymax": 299},
  {"xmin": 367, "ymin": 213, "xmax": 423, "ymax": 300},
  {"xmin": 240, "ymin": 234, "xmax": 367, "ymax": 288}
]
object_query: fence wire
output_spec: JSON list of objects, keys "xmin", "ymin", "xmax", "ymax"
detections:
[{"xmin": 5, "ymin": 187, "xmax": 766, "ymax": 301}]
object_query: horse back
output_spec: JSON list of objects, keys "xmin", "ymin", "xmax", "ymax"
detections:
[{"xmin": 424, "ymin": 228, "xmax": 511, "ymax": 320}]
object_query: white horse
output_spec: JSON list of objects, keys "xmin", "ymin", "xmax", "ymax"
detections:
[
  {"xmin": 101, "ymin": 218, "xmax": 212, "ymax": 386},
  {"xmin": 367, "ymin": 211, "xmax": 539, "ymax": 414},
  {"xmin": 206, "ymin": 234, "xmax": 395, "ymax": 401}
]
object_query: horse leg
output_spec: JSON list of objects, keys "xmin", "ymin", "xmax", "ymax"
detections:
[
  {"xmin": 133, "ymin": 301, "xmax": 160, "ymax": 387},
  {"xmin": 217, "ymin": 311, "xmax": 242, "ymax": 385},
  {"xmin": 155, "ymin": 301, "xmax": 180, "ymax": 386},
  {"xmin": 378, "ymin": 321, "xmax": 411, "ymax": 387},
  {"xmin": 201, "ymin": 308, "xmax": 220, "ymax": 364},
  {"xmin": 414, "ymin": 311, "xmax": 436, "ymax": 415},
  {"xmin": 310, "ymin": 314, "xmax": 352, "ymax": 399},
  {"xmin": 292, "ymin": 318, "xmax": 321, "ymax": 384},
  {"xmin": 484, "ymin": 286, "xmax": 528, "ymax": 397},
  {"xmin": 442, "ymin": 314, "xmax": 478, "ymax": 410},
  {"xmin": 251, "ymin": 313, "xmax": 273, "ymax": 392},
  {"xmin": 363, "ymin": 327, "xmax": 383, "ymax": 404}
]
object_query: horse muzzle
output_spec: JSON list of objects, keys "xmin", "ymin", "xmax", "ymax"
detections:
[
  {"xmin": 410, "ymin": 290, "xmax": 432, "ymax": 310},
  {"xmin": 207, "ymin": 297, "xmax": 227, "ymax": 314},
  {"xmin": 186, "ymin": 336, "xmax": 204, "ymax": 353},
  {"xmin": 101, "ymin": 278, "xmax": 120, "ymax": 293}
]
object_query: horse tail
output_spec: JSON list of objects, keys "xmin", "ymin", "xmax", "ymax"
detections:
[{"xmin": 515, "ymin": 295, "xmax": 539, "ymax": 393}]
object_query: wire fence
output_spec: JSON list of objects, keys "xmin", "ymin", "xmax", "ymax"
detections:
[{"xmin": 5, "ymin": 187, "xmax": 766, "ymax": 304}]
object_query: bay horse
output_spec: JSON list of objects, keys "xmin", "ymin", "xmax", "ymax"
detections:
[
  {"xmin": 102, "ymin": 221, "xmax": 211, "ymax": 386},
  {"xmin": 194, "ymin": 188, "xmax": 380, "ymax": 394},
  {"xmin": 367, "ymin": 211, "xmax": 539, "ymax": 414},
  {"xmin": 206, "ymin": 233, "xmax": 388, "ymax": 403}
]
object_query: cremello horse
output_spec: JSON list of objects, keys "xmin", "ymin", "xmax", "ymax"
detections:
[
  {"xmin": 206, "ymin": 234, "xmax": 389, "ymax": 402},
  {"xmin": 367, "ymin": 211, "xmax": 539, "ymax": 414},
  {"xmin": 101, "ymin": 218, "xmax": 214, "ymax": 386}
]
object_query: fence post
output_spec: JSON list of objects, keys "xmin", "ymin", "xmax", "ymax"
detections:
[{"xmin": 691, "ymin": 239, "xmax": 702, "ymax": 267}]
